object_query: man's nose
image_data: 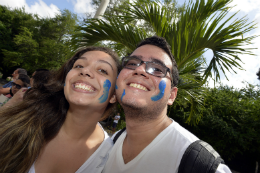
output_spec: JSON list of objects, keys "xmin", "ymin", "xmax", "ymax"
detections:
[{"xmin": 133, "ymin": 63, "xmax": 148, "ymax": 78}]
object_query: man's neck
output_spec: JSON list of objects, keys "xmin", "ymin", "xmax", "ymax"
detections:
[{"xmin": 122, "ymin": 109, "xmax": 172, "ymax": 164}]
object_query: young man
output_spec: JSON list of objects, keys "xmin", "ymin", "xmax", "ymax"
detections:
[
  {"xmin": 112, "ymin": 113, "xmax": 121, "ymax": 133},
  {"xmin": 103, "ymin": 36, "xmax": 231, "ymax": 173}
]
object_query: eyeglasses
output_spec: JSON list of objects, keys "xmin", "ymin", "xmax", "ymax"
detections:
[
  {"xmin": 11, "ymin": 82, "xmax": 22, "ymax": 89},
  {"xmin": 122, "ymin": 56, "xmax": 172, "ymax": 79}
]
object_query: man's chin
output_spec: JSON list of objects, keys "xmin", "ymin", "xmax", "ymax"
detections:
[{"xmin": 120, "ymin": 99, "xmax": 146, "ymax": 109}]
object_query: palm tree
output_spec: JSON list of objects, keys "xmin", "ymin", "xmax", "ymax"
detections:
[{"xmin": 72, "ymin": 0, "xmax": 257, "ymax": 125}]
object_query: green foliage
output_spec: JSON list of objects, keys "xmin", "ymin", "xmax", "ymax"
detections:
[
  {"xmin": 0, "ymin": 6, "xmax": 79, "ymax": 77},
  {"xmin": 80, "ymin": 0, "xmax": 186, "ymax": 57},
  {"xmin": 73, "ymin": 0, "xmax": 257, "ymax": 125},
  {"xmin": 116, "ymin": 120, "xmax": 126, "ymax": 131},
  {"xmin": 171, "ymin": 83, "xmax": 260, "ymax": 161}
]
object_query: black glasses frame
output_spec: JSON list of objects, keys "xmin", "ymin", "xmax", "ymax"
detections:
[
  {"xmin": 11, "ymin": 82, "xmax": 22, "ymax": 89},
  {"xmin": 122, "ymin": 56, "xmax": 172, "ymax": 79}
]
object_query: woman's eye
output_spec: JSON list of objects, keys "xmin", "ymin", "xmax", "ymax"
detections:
[
  {"xmin": 74, "ymin": 65, "xmax": 83, "ymax": 68},
  {"xmin": 98, "ymin": 69, "xmax": 108, "ymax": 75}
]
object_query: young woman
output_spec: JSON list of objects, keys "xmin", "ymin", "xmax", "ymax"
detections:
[{"xmin": 0, "ymin": 47, "xmax": 120, "ymax": 173}]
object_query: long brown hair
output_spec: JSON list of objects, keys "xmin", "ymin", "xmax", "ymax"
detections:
[{"xmin": 0, "ymin": 47, "xmax": 120, "ymax": 173}]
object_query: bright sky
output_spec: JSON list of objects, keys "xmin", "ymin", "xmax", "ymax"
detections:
[{"xmin": 0, "ymin": 0, "xmax": 259, "ymax": 88}]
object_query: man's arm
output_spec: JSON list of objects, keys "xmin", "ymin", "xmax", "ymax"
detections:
[
  {"xmin": 0, "ymin": 87, "xmax": 10, "ymax": 95},
  {"xmin": 113, "ymin": 116, "xmax": 120, "ymax": 120},
  {"xmin": 0, "ymin": 88, "xmax": 27, "ymax": 109}
]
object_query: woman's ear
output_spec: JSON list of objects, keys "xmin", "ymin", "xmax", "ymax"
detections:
[{"xmin": 109, "ymin": 93, "xmax": 117, "ymax": 104}]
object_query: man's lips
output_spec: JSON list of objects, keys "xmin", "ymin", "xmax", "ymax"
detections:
[
  {"xmin": 73, "ymin": 82, "xmax": 95, "ymax": 92},
  {"xmin": 128, "ymin": 83, "xmax": 149, "ymax": 91}
]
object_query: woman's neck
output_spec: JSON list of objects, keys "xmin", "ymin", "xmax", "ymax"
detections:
[{"xmin": 61, "ymin": 105, "xmax": 104, "ymax": 141}]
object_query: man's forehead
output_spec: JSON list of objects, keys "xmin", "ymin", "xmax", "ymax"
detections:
[{"xmin": 131, "ymin": 45, "xmax": 173, "ymax": 68}]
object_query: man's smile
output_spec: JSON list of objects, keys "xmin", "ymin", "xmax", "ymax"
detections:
[{"xmin": 129, "ymin": 83, "xmax": 148, "ymax": 91}]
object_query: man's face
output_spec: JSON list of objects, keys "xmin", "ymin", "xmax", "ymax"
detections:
[
  {"xmin": 30, "ymin": 71, "xmax": 36, "ymax": 86},
  {"xmin": 11, "ymin": 79, "xmax": 23, "ymax": 95},
  {"xmin": 116, "ymin": 45, "xmax": 177, "ymax": 112},
  {"xmin": 12, "ymin": 70, "xmax": 19, "ymax": 80}
]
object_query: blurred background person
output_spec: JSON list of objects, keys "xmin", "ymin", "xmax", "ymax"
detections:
[
  {"xmin": 0, "ymin": 74, "xmax": 30, "ymax": 108},
  {"xmin": 0, "ymin": 68, "xmax": 27, "ymax": 95},
  {"xmin": 112, "ymin": 112, "xmax": 120, "ymax": 134},
  {"xmin": 30, "ymin": 69, "xmax": 51, "ymax": 88}
]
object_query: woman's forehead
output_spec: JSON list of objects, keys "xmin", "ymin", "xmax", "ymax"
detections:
[{"xmin": 75, "ymin": 51, "xmax": 117, "ymax": 69}]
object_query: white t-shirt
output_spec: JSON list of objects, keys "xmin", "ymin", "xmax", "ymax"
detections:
[
  {"xmin": 102, "ymin": 119, "xmax": 232, "ymax": 173},
  {"xmin": 113, "ymin": 115, "xmax": 120, "ymax": 123},
  {"xmin": 28, "ymin": 123, "xmax": 113, "ymax": 173}
]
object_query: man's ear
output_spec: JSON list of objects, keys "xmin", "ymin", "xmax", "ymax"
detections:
[
  {"xmin": 167, "ymin": 87, "xmax": 178, "ymax": 105},
  {"xmin": 109, "ymin": 93, "xmax": 117, "ymax": 104}
]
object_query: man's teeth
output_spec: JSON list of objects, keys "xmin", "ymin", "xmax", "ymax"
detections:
[
  {"xmin": 75, "ymin": 83, "xmax": 94, "ymax": 92},
  {"xmin": 129, "ymin": 83, "xmax": 148, "ymax": 91}
]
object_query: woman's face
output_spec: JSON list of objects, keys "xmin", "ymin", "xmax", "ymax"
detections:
[{"xmin": 64, "ymin": 51, "xmax": 118, "ymax": 109}]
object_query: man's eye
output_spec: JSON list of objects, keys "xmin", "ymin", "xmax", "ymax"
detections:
[
  {"xmin": 98, "ymin": 69, "xmax": 108, "ymax": 75},
  {"xmin": 126, "ymin": 61, "xmax": 138, "ymax": 66},
  {"xmin": 151, "ymin": 67, "xmax": 163, "ymax": 74},
  {"xmin": 74, "ymin": 65, "xmax": 83, "ymax": 68}
]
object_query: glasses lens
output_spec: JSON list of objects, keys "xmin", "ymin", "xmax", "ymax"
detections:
[
  {"xmin": 12, "ymin": 82, "xmax": 21, "ymax": 89},
  {"xmin": 16, "ymin": 84, "xmax": 21, "ymax": 89},
  {"xmin": 146, "ymin": 62, "xmax": 166, "ymax": 77},
  {"xmin": 123, "ymin": 57, "xmax": 141, "ymax": 69}
]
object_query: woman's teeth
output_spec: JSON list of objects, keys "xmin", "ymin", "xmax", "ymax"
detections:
[{"xmin": 75, "ymin": 83, "xmax": 94, "ymax": 92}]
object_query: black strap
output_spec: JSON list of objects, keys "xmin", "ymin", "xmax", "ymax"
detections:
[
  {"xmin": 178, "ymin": 140, "xmax": 224, "ymax": 173},
  {"xmin": 113, "ymin": 127, "xmax": 126, "ymax": 144}
]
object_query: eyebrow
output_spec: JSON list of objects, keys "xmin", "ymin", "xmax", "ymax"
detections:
[
  {"xmin": 78, "ymin": 57, "xmax": 114, "ymax": 70},
  {"xmin": 98, "ymin": 60, "xmax": 114, "ymax": 70},
  {"xmin": 150, "ymin": 58, "xmax": 167, "ymax": 67},
  {"xmin": 129, "ymin": 55, "xmax": 167, "ymax": 67}
]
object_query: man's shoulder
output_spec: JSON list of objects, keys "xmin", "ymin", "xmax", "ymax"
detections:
[{"xmin": 166, "ymin": 119, "xmax": 199, "ymax": 143}]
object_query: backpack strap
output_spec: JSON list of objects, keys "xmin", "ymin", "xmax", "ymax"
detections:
[
  {"xmin": 113, "ymin": 127, "xmax": 126, "ymax": 144},
  {"xmin": 178, "ymin": 140, "xmax": 224, "ymax": 173}
]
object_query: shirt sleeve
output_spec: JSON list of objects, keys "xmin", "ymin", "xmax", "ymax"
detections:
[{"xmin": 216, "ymin": 164, "xmax": 232, "ymax": 173}]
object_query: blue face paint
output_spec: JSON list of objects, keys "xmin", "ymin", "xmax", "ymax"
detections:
[
  {"xmin": 64, "ymin": 83, "xmax": 66, "ymax": 86},
  {"xmin": 115, "ymin": 84, "xmax": 118, "ymax": 89},
  {"xmin": 121, "ymin": 89, "xmax": 125, "ymax": 101},
  {"xmin": 99, "ymin": 79, "xmax": 111, "ymax": 103},
  {"xmin": 151, "ymin": 80, "xmax": 166, "ymax": 101}
]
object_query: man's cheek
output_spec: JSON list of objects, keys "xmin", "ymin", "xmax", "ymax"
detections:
[
  {"xmin": 151, "ymin": 80, "xmax": 166, "ymax": 101},
  {"xmin": 121, "ymin": 89, "xmax": 126, "ymax": 101}
]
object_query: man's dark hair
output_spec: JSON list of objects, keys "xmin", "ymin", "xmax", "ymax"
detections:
[
  {"xmin": 17, "ymin": 68, "xmax": 27, "ymax": 75},
  {"xmin": 18, "ymin": 74, "xmax": 30, "ymax": 87},
  {"xmin": 136, "ymin": 36, "xmax": 179, "ymax": 87}
]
